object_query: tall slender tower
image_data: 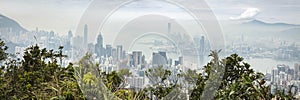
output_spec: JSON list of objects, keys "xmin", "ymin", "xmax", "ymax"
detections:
[
  {"xmin": 68, "ymin": 30, "xmax": 73, "ymax": 40},
  {"xmin": 95, "ymin": 33, "xmax": 103, "ymax": 57},
  {"xmin": 66, "ymin": 30, "xmax": 73, "ymax": 50},
  {"xmin": 116, "ymin": 45, "xmax": 123, "ymax": 61},
  {"xmin": 294, "ymin": 63, "xmax": 300, "ymax": 80},
  {"xmin": 199, "ymin": 36, "xmax": 205, "ymax": 66},
  {"xmin": 83, "ymin": 24, "xmax": 88, "ymax": 49},
  {"xmin": 168, "ymin": 22, "xmax": 171, "ymax": 34}
]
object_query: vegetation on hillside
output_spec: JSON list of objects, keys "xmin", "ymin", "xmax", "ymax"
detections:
[{"xmin": 0, "ymin": 39, "xmax": 296, "ymax": 99}]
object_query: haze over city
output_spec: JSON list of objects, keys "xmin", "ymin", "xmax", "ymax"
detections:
[
  {"xmin": 0, "ymin": 0, "xmax": 300, "ymax": 99},
  {"xmin": 1, "ymin": 0, "xmax": 300, "ymax": 72}
]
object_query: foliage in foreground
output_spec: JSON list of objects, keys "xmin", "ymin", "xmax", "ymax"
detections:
[
  {"xmin": 0, "ymin": 44, "xmax": 83, "ymax": 99},
  {"xmin": 0, "ymin": 39, "xmax": 296, "ymax": 99}
]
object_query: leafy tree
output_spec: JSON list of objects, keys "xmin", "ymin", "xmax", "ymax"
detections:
[
  {"xmin": 118, "ymin": 69, "xmax": 132, "ymax": 78},
  {"xmin": 213, "ymin": 53, "xmax": 271, "ymax": 99},
  {"xmin": 74, "ymin": 53, "xmax": 147, "ymax": 100},
  {"xmin": 145, "ymin": 66, "xmax": 173, "ymax": 99},
  {"xmin": 189, "ymin": 72, "xmax": 205, "ymax": 100},
  {"xmin": 191, "ymin": 50, "xmax": 278, "ymax": 100},
  {"xmin": 144, "ymin": 65, "xmax": 189, "ymax": 100},
  {"xmin": 74, "ymin": 53, "xmax": 114, "ymax": 100},
  {"xmin": 0, "ymin": 42, "xmax": 84, "ymax": 99},
  {"xmin": 0, "ymin": 38, "xmax": 8, "ymax": 61}
]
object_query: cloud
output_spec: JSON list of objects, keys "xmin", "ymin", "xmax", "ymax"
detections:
[{"xmin": 230, "ymin": 8, "xmax": 260, "ymax": 20}]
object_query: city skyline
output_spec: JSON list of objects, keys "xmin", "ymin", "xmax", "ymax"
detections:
[
  {"xmin": 0, "ymin": 0, "xmax": 299, "ymax": 36},
  {"xmin": 0, "ymin": 0, "xmax": 299, "ymax": 84},
  {"xmin": 1, "ymin": 12, "xmax": 299, "ymax": 73},
  {"xmin": 0, "ymin": 0, "xmax": 300, "ymax": 99}
]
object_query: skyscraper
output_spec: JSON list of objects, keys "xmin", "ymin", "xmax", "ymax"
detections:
[
  {"xmin": 175, "ymin": 60, "xmax": 179, "ymax": 66},
  {"xmin": 199, "ymin": 36, "xmax": 205, "ymax": 65},
  {"xmin": 128, "ymin": 54, "xmax": 134, "ymax": 67},
  {"xmin": 168, "ymin": 58, "xmax": 172, "ymax": 66},
  {"xmin": 132, "ymin": 51, "xmax": 143, "ymax": 67},
  {"xmin": 294, "ymin": 63, "xmax": 300, "ymax": 80},
  {"xmin": 179, "ymin": 56, "xmax": 183, "ymax": 65},
  {"xmin": 152, "ymin": 51, "xmax": 167, "ymax": 66},
  {"xmin": 68, "ymin": 30, "xmax": 73, "ymax": 41},
  {"xmin": 66, "ymin": 30, "xmax": 73, "ymax": 50},
  {"xmin": 159, "ymin": 51, "xmax": 167, "ymax": 63},
  {"xmin": 116, "ymin": 45, "xmax": 123, "ymax": 61},
  {"xmin": 122, "ymin": 51, "xmax": 126, "ymax": 59},
  {"xmin": 112, "ymin": 48, "xmax": 117, "ymax": 60},
  {"xmin": 168, "ymin": 22, "xmax": 171, "ymax": 34},
  {"xmin": 106, "ymin": 45, "xmax": 112, "ymax": 57},
  {"xmin": 142, "ymin": 55, "xmax": 146, "ymax": 64},
  {"xmin": 95, "ymin": 33, "xmax": 104, "ymax": 57},
  {"xmin": 83, "ymin": 24, "xmax": 88, "ymax": 49}
]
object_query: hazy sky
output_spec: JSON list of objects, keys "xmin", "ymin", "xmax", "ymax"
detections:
[{"xmin": 0, "ymin": 0, "xmax": 299, "ymax": 35}]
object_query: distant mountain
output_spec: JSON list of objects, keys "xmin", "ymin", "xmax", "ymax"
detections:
[
  {"xmin": 226, "ymin": 19, "xmax": 300, "ymax": 34},
  {"xmin": 0, "ymin": 14, "xmax": 27, "ymax": 33},
  {"xmin": 222, "ymin": 19, "xmax": 300, "ymax": 43},
  {"xmin": 243, "ymin": 19, "xmax": 299, "ymax": 27}
]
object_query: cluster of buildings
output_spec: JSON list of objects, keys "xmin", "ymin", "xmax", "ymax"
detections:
[
  {"xmin": 0, "ymin": 26, "xmax": 75, "ymax": 67},
  {"xmin": 1, "ymin": 20, "xmax": 207, "ymax": 92},
  {"xmin": 74, "ymin": 24, "xmax": 190, "ymax": 90},
  {"xmin": 269, "ymin": 64, "xmax": 300, "ymax": 95},
  {"xmin": 226, "ymin": 35, "xmax": 300, "ymax": 61},
  {"xmin": 95, "ymin": 43, "xmax": 186, "ymax": 90}
]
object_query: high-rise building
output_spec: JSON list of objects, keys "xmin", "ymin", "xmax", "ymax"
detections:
[
  {"xmin": 179, "ymin": 56, "xmax": 183, "ymax": 65},
  {"xmin": 159, "ymin": 51, "xmax": 167, "ymax": 60},
  {"xmin": 168, "ymin": 58, "xmax": 172, "ymax": 66},
  {"xmin": 105, "ymin": 45, "xmax": 112, "ymax": 57},
  {"xmin": 271, "ymin": 64, "xmax": 293, "ymax": 85},
  {"xmin": 83, "ymin": 24, "xmax": 88, "ymax": 49},
  {"xmin": 66, "ymin": 30, "xmax": 73, "ymax": 50},
  {"xmin": 132, "ymin": 51, "xmax": 143, "ymax": 67},
  {"xmin": 152, "ymin": 51, "xmax": 167, "ymax": 66},
  {"xmin": 168, "ymin": 22, "xmax": 171, "ymax": 34},
  {"xmin": 128, "ymin": 54, "xmax": 134, "ymax": 67},
  {"xmin": 199, "ymin": 36, "xmax": 205, "ymax": 65},
  {"xmin": 142, "ymin": 55, "xmax": 146, "ymax": 64},
  {"xmin": 271, "ymin": 68, "xmax": 276, "ymax": 83},
  {"xmin": 294, "ymin": 63, "xmax": 300, "ymax": 80},
  {"xmin": 112, "ymin": 48, "xmax": 117, "ymax": 60},
  {"xmin": 175, "ymin": 60, "xmax": 179, "ymax": 66},
  {"xmin": 95, "ymin": 33, "xmax": 104, "ymax": 57},
  {"xmin": 116, "ymin": 45, "xmax": 123, "ymax": 61},
  {"xmin": 122, "ymin": 51, "xmax": 126, "ymax": 59},
  {"xmin": 125, "ymin": 77, "xmax": 145, "ymax": 89},
  {"xmin": 48, "ymin": 31, "xmax": 56, "ymax": 50},
  {"xmin": 68, "ymin": 30, "xmax": 73, "ymax": 41}
]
